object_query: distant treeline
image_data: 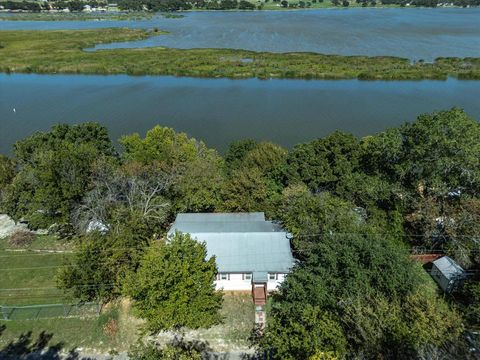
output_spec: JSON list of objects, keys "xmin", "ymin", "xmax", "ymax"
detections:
[
  {"xmin": 1, "ymin": 0, "xmax": 479, "ymax": 12},
  {"xmin": 116, "ymin": 0, "xmax": 256, "ymax": 11},
  {"xmin": 113, "ymin": 0, "xmax": 480, "ymax": 9},
  {"xmin": 380, "ymin": 0, "xmax": 480, "ymax": 7},
  {"xmin": 0, "ymin": 0, "xmax": 107, "ymax": 12},
  {"xmin": 115, "ymin": 0, "xmax": 480, "ymax": 9}
]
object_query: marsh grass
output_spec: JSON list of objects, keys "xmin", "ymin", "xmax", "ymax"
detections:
[{"xmin": 0, "ymin": 28, "xmax": 479, "ymax": 80}]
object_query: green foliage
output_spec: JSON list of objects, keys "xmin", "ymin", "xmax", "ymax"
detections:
[
  {"xmin": 221, "ymin": 141, "xmax": 287, "ymax": 215},
  {"xmin": 260, "ymin": 231, "xmax": 463, "ymax": 358},
  {"xmin": 121, "ymin": 126, "xmax": 224, "ymax": 212},
  {"xmin": 401, "ymin": 108, "xmax": 480, "ymax": 197},
  {"xmin": 287, "ymin": 131, "xmax": 361, "ymax": 192},
  {"xmin": 459, "ymin": 280, "xmax": 480, "ymax": 328},
  {"xmin": 278, "ymin": 188, "xmax": 364, "ymax": 243},
  {"xmin": 120, "ymin": 126, "xmax": 213, "ymax": 169},
  {"xmin": 172, "ymin": 156, "xmax": 225, "ymax": 212},
  {"xmin": 57, "ymin": 221, "xmax": 150, "ymax": 302},
  {"xmin": 123, "ymin": 232, "xmax": 223, "ymax": 332},
  {"xmin": 2, "ymin": 123, "xmax": 116, "ymax": 228},
  {"xmin": 0, "ymin": 154, "xmax": 15, "ymax": 191},
  {"xmin": 3, "ymin": 29, "xmax": 480, "ymax": 80},
  {"xmin": 224, "ymin": 138, "xmax": 257, "ymax": 174},
  {"xmin": 261, "ymin": 305, "xmax": 347, "ymax": 359}
]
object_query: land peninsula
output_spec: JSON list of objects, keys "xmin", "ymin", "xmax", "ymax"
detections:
[{"xmin": 0, "ymin": 28, "xmax": 479, "ymax": 80}]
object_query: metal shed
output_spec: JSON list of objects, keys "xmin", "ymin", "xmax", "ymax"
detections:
[{"xmin": 430, "ymin": 256, "xmax": 466, "ymax": 293}]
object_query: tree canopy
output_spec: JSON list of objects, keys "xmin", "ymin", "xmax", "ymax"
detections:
[{"xmin": 123, "ymin": 232, "xmax": 223, "ymax": 332}]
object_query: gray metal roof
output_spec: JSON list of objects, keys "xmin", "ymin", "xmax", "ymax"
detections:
[
  {"xmin": 433, "ymin": 256, "xmax": 465, "ymax": 279},
  {"xmin": 253, "ymin": 271, "xmax": 268, "ymax": 282},
  {"xmin": 169, "ymin": 220, "xmax": 283, "ymax": 234},
  {"xmin": 168, "ymin": 213, "xmax": 294, "ymax": 273},
  {"xmin": 175, "ymin": 212, "xmax": 265, "ymax": 223}
]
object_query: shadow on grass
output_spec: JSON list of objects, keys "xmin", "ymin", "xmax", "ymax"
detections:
[{"xmin": 0, "ymin": 328, "xmax": 94, "ymax": 360}]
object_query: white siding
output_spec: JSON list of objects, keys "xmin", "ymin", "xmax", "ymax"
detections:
[
  {"xmin": 216, "ymin": 273, "xmax": 251, "ymax": 291},
  {"xmin": 267, "ymin": 273, "xmax": 286, "ymax": 291},
  {"xmin": 215, "ymin": 272, "xmax": 287, "ymax": 291}
]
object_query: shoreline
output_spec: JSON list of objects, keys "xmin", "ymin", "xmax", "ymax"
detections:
[{"xmin": 0, "ymin": 5, "xmax": 478, "ymax": 21}]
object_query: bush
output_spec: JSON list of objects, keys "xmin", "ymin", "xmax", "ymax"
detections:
[
  {"xmin": 8, "ymin": 230, "xmax": 36, "ymax": 248},
  {"xmin": 238, "ymin": 0, "xmax": 255, "ymax": 8}
]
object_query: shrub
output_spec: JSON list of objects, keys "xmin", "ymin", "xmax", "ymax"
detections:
[{"xmin": 8, "ymin": 230, "xmax": 36, "ymax": 248}]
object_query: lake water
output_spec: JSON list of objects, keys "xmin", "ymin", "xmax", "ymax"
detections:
[
  {"xmin": 1, "ymin": 8, "xmax": 480, "ymax": 60},
  {"xmin": 1, "ymin": 74, "xmax": 479, "ymax": 154}
]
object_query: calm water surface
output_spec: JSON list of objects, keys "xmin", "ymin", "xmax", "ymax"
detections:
[
  {"xmin": 1, "ymin": 9, "xmax": 480, "ymax": 60},
  {"xmin": 1, "ymin": 74, "xmax": 479, "ymax": 154}
]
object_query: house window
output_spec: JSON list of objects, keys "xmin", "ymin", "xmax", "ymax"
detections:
[
  {"xmin": 243, "ymin": 273, "xmax": 252, "ymax": 281},
  {"xmin": 218, "ymin": 273, "xmax": 230, "ymax": 281},
  {"xmin": 268, "ymin": 273, "xmax": 278, "ymax": 281}
]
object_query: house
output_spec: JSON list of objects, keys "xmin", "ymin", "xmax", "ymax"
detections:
[
  {"xmin": 167, "ymin": 212, "xmax": 295, "ymax": 295},
  {"xmin": 430, "ymin": 256, "xmax": 466, "ymax": 293}
]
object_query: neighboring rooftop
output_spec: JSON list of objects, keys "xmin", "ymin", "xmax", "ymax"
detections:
[
  {"xmin": 433, "ymin": 256, "xmax": 465, "ymax": 279},
  {"xmin": 168, "ymin": 212, "xmax": 294, "ymax": 274}
]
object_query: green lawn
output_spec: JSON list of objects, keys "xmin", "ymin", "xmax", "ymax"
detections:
[
  {"xmin": 0, "ymin": 235, "xmax": 74, "ymax": 306},
  {"xmin": 1, "ymin": 28, "xmax": 479, "ymax": 80},
  {"xmin": 0, "ymin": 235, "xmax": 140, "ymax": 354},
  {"xmin": 0, "ymin": 234, "xmax": 255, "ymax": 354},
  {"xmin": 0, "ymin": 301, "xmax": 140, "ymax": 354}
]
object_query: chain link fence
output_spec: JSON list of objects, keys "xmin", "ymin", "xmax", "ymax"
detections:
[{"xmin": 1, "ymin": 302, "xmax": 101, "ymax": 321}]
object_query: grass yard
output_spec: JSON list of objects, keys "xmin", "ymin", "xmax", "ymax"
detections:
[
  {"xmin": 0, "ymin": 301, "xmax": 141, "ymax": 355},
  {"xmin": 0, "ymin": 28, "xmax": 479, "ymax": 80},
  {"xmin": 0, "ymin": 235, "xmax": 141, "ymax": 355},
  {"xmin": 0, "ymin": 235, "xmax": 74, "ymax": 305}
]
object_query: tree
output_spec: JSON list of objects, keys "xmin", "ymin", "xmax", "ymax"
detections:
[
  {"xmin": 400, "ymin": 108, "xmax": 480, "ymax": 198},
  {"xmin": 259, "ymin": 230, "xmax": 463, "ymax": 359},
  {"xmin": 72, "ymin": 158, "xmax": 171, "ymax": 235},
  {"xmin": 224, "ymin": 139, "xmax": 257, "ymax": 174},
  {"xmin": 57, "ymin": 218, "xmax": 150, "ymax": 302},
  {"xmin": 238, "ymin": 0, "xmax": 255, "ymax": 8},
  {"xmin": 222, "ymin": 141, "xmax": 287, "ymax": 214},
  {"xmin": 0, "ymin": 154, "xmax": 15, "ymax": 191},
  {"xmin": 67, "ymin": 0, "xmax": 85, "ymax": 11},
  {"xmin": 121, "ymin": 125, "xmax": 225, "ymax": 213},
  {"xmin": 123, "ymin": 232, "xmax": 223, "ymax": 332},
  {"xmin": 2, "ymin": 123, "xmax": 116, "ymax": 229},
  {"xmin": 287, "ymin": 131, "xmax": 361, "ymax": 193},
  {"xmin": 172, "ymin": 156, "xmax": 225, "ymax": 212}
]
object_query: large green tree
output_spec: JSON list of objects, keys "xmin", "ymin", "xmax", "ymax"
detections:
[
  {"xmin": 123, "ymin": 232, "xmax": 223, "ymax": 332},
  {"xmin": 2, "ymin": 123, "xmax": 116, "ymax": 228},
  {"xmin": 260, "ymin": 231, "xmax": 463, "ymax": 359},
  {"xmin": 221, "ymin": 141, "xmax": 287, "ymax": 214},
  {"xmin": 287, "ymin": 131, "xmax": 361, "ymax": 192},
  {"xmin": 121, "ymin": 126, "xmax": 225, "ymax": 212},
  {"xmin": 57, "ymin": 217, "xmax": 150, "ymax": 302},
  {"xmin": 0, "ymin": 154, "xmax": 15, "ymax": 191}
]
